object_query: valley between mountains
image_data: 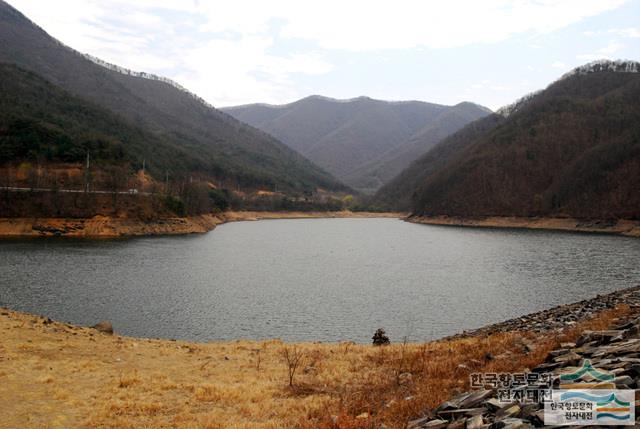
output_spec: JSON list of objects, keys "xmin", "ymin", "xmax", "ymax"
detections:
[{"xmin": 1, "ymin": 1, "xmax": 640, "ymax": 428}]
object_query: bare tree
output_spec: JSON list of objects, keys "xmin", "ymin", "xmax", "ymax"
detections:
[{"xmin": 281, "ymin": 346, "xmax": 305, "ymax": 387}]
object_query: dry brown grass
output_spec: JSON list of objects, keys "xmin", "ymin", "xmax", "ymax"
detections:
[
  {"xmin": 321, "ymin": 305, "xmax": 630, "ymax": 429},
  {"xmin": 0, "ymin": 305, "xmax": 631, "ymax": 429}
]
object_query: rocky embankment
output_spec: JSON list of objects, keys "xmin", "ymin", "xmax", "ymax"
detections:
[
  {"xmin": 449, "ymin": 285, "xmax": 640, "ymax": 339},
  {"xmin": 0, "ymin": 211, "xmax": 401, "ymax": 237},
  {"xmin": 409, "ymin": 287, "xmax": 640, "ymax": 428},
  {"xmin": 408, "ymin": 216, "xmax": 640, "ymax": 238}
]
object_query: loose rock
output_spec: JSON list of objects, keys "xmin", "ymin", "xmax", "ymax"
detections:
[{"xmin": 92, "ymin": 321, "xmax": 113, "ymax": 335}]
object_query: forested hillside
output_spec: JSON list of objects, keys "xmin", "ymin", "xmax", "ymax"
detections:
[
  {"xmin": 0, "ymin": 64, "xmax": 177, "ymax": 170},
  {"xmin": 374, "ymin": 61, "xmax": 640, "ymax": 220}
]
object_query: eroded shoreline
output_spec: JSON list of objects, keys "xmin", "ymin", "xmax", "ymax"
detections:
[
  {"xmin": 2, "ymin": 212, "xmax": 639, "ymax": 238},
  {"xmin": 408, "ymin": 215, "xmax": 640, "ymax": 237},
  {"xmin": 0, "ymin": 211, "xmax": 403, "ymax": 238}
]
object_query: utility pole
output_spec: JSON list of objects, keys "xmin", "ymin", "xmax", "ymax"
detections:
[
  {"xmin": 142, "ymin": 158, "xmax": 145, "ymax": 175},
  {"xmin": 84, "ymin": 150, "xmax": 90, "ymax": 193},
  {"xmin": 165, "ymin": 170, "xmax": 169, "ymax": 194}
]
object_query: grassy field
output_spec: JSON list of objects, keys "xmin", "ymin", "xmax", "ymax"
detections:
[{"xmin": 0, "ymin": 306, "xmax": 631, "ymax": 429}]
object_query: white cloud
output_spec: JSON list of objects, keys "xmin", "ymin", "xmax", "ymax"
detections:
[
  {"xmin": 599, "ymin": 41, "xmax": 625, "ymax": 54},
  {"xmin": 283, "ymin": 0, "xmax": 628, "ymax": 50},
  {"xmin": 8, "ymin": 0, "xmax": 335, "ymax": 105},
  {"xmin": 577, "ymin": 40, "xmax": 625, "ymax": 61},
  {"xmin": 5, "ymin": 0, "xmax": 631, "ymax": 106},
  {"xmin": 213, "ymin": 0, "xmax": 630, "ymax": 51},
  {"xmin": 609, "ymin": 27, "xmax": 640, "ymax": 38},
  {"xmin": 551, "ymin": 61, "xmax": 567, "ymax": 69},
  {"xmin": 174, "ymin": 36, "xmax": 333, "ymax": 106},
  {"xmin": 584, "ymin": 27, "xmax": 640, "ymax": 38}
]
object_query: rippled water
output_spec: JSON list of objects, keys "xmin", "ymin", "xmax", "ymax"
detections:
[{"xmin": 1, "ymin": 218, "xmax": 639, "ymax": 342}]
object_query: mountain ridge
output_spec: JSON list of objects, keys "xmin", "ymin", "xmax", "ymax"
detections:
[
  {"xmin": 223, "ymin": 96, "xmax": 491, "ymax": 193},
  {"xmin": 224, "ymin": 95, "xmax": 491, "ymax": 110}
]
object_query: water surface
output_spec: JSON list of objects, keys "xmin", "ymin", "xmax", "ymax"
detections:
[{"xmin": 1, "ymin": 218, "xmax": 639, "ymax": 342}]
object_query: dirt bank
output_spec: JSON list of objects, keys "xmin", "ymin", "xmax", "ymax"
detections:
[
  {"xmin": 0, "ymin": 211, "xmax": 403, "ymax": 238},
  {"xmin": 408, "ymin": 215, "xmax": 640, "ymax": 237},
  {"xmin": 0, "ymin": 214, "xmax": 224, "ymax": 238}
]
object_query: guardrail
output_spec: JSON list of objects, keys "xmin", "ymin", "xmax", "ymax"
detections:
[{"xmin": 0, "ymin": 187, "xmax": 151, "ymax": 196}]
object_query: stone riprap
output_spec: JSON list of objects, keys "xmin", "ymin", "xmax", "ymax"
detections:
[
  {"xmin": 409, "ymin": 287, "xmax": 640, "ymax": 428},
  {"xmin": 446, "ymin": 285, "xmax": 640, "ymax": 340}
]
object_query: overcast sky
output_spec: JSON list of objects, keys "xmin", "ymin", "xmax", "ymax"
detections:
[{"xmin": 7, "ymin": 0, "xmax": 640, "ymax": 110}]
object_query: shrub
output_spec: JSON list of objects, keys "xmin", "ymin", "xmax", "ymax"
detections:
[
  {"xmin": 208, "ymin": 188, "xmax": 230, "ymax": 212},
  {"xmin": 372, "ymin": 328, "xmax": 390, "ymax": 346},
  {"xmin": 164, "ymin": 195, "xmax": 185, "ymax": 216}
]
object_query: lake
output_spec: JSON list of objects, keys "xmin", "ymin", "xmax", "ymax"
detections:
[{"xmin": 1, "ymin": 218, "xmax": 639, "ymax": 343}]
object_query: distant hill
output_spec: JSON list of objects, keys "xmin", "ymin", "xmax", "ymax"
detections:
[
  {"xmin": 223, "ymin": 96, "xmax": 490, "ymax": 193},
  {"xmin": 0, "ymin": 0, "xmax": 346, "ymax": 195},
  {"xmin": 342, "ymin": 102, "xmax": 491, "ymax": 192},
  {"xmin": 373, "ymin": 60, "xmax": 640, "ymax": 220}
]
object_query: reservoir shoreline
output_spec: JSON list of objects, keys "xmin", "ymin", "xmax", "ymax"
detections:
[
  {"xmin": 2, "ymin": 212, "xmax": 639, "ymax": 238},
  {"xmin": 408, "ymin": 214, "xmax": 640, "ymax": 238},
  {"xmin": 0, "ymin": 211, "xmax": 403, "ymax": 238}
]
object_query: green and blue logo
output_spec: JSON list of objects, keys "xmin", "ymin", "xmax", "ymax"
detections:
[
  {"xmin": 560, "ymin": 359, "xmax": 614, "ymax": 382},
  {"xmin": 560, "ymin": 391, "xmax": 632, "ymax": 422},
  {"xmin": 545, "ymin": 389, "xmax": 635, "ymax": 426}
]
